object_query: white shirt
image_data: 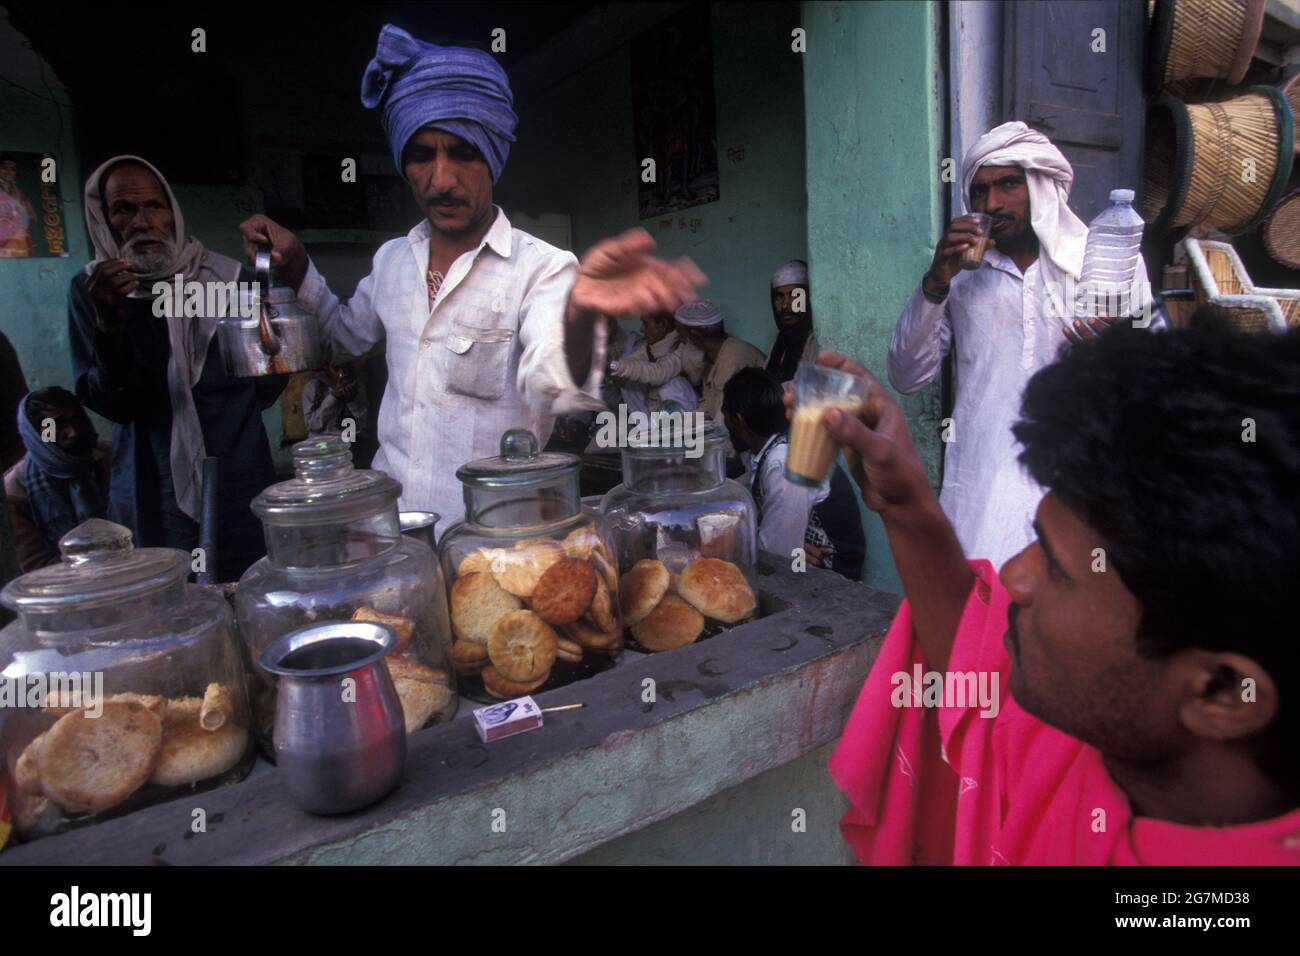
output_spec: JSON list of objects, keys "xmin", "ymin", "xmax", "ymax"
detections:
[
  {"xmin": 747, "ymin": 433, "xmax": 828, "ymax": 558},
  {"xmin": 888, "ymin": 248, "xmax": 1150, "ymax": 567},
  {"xmin": 296, "ymin": 208, "xmax": 603, "ymax": 528}
]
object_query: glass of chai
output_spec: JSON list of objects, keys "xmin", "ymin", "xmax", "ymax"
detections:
[
  {"xmin": 959, "ymin": 213, "xmax": 993, "ymax": 271},
  {"xmin": 785, "ymin": 362, "xmax": 870, "ymax": 487}
]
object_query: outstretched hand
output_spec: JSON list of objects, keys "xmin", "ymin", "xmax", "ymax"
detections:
[{"xmin": 566, "ymin": 228, "xmax": 707, "ymax": 322}]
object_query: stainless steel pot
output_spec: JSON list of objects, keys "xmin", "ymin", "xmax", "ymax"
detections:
[
  {"xmin": 217, "ymin": 248, "xmax": 323, "ymax": 378},
  {"xmin": 260, "ymin": 620, "xmax": 405, "ymax": 815}
]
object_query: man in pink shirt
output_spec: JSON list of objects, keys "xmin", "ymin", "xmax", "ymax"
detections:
[{"xmin": 816, "ymin": 317, "xmax": 1300, "ymax": 865}]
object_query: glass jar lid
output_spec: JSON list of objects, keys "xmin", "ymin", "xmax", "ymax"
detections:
[
  {"xmin": 0, "ymin": 518, "xmax": 189, "ymax": 614},
  {"xmin": 252, "ymin": 435, "xmax": 400, "ymax": 525},
  {"xmin": 456, "ymin": 429, "xmax": 579, "ymax": 491}
]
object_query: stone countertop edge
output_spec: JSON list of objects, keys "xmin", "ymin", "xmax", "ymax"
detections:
[{"xmin": 1, "ymin": 556, "xmax": 900, "ymax": 866}]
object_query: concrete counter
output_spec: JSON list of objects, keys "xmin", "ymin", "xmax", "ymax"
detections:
[{"xmin": 2, "ymin": 556, "xmax": 898, "ymax": 866}]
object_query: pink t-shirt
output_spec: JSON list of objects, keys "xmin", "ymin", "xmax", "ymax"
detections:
[{"xmin": 829, "ymin": 560, "xmax": 1300, "ymax": 865}]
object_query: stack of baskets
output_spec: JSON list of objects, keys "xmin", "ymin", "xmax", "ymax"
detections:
[
  {"xmin": 1143, "ymin": 86, "xmax": 1294, "ymax": 237},
  {"xmin": 1146, "ymin": 0, "xmax": 1266, "ymax": 95},
  {"xmin": 1183, "ymin": 238, "xmax": 1300, "ymax": 332}
]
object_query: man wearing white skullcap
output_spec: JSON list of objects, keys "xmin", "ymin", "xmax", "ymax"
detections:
[
  {"xmin": 765, "ymin": 259, "xmax": 818, "ymax": 384},
  {"xmin": 674, "ymin": 299, "xmax": 764, "ymax": 428},
  {"xmin": 887, "ymin": 121, "xmax": 1151, "ymax": 566}
]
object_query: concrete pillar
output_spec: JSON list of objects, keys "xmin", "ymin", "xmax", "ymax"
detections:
[{"xmin": 801, "ymin": 0, "xmax": 944, "ymax": 592}]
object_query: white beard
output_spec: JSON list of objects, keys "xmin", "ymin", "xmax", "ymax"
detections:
[{"xmin": 122, "ymin": 235, "xmax": 176, "ymax": 274}]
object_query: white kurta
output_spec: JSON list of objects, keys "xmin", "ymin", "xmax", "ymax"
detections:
[
  {"xmin": 297, "ymin": 207, "xmax": 603, "ymax": 528},
  {"xmin": 888, "ymin": 248, "xmax": 1150, "ymax": 568}
]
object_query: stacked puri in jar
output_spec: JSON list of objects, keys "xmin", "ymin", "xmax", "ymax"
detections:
[
  {"xmin": 449, "ymin": 527, "xmax": 621, "ymax": 698},
  {"xmin": 619, "ymin": 556, "xmax": 756, "ymax": 652}
]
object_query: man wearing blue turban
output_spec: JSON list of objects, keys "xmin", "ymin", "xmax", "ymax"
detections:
[{"xmin": 241, "ymin": 25, "xmax": 705, "ymax": 526}]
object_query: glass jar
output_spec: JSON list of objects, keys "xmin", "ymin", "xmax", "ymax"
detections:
[
  {"xmin": 600, "ymin": 419, "xmax": 759, "ymax": 652},
  {"xmin": 235, "ymin": 436, "xmax": 455, "ymax": 756},
  {"xmin": 0, "ymin": 520, "xmax": 253, "ymax": 842},
  {"xmin": 439, "ymin": 429, "xmax": 622, "ymax": 701}
]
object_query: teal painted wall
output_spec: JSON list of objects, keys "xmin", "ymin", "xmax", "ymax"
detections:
[
  {"xmin": 500, "ymin": 1, "xmax": 808, "ymax": 354},
  {"xmin": 802, "ymin": 0, "xmax": 943, "ymax": 593},
  {"xmin": 0, "ymin": 9, "xmax": 89, "ymax": 395}
]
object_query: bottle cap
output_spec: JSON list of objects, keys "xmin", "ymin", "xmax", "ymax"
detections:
[{"xmin": 1110, "ymin": 188, "xmax": 1135, "ymax": 203}]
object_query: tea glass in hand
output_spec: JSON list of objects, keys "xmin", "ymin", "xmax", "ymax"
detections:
[
  {"xmin": 786, "ymin": 362, "xmax": 870, "ymax": 487},
  {"xmin": 959, "ymin": 213, "xmax": 993, "ymax": 271}
]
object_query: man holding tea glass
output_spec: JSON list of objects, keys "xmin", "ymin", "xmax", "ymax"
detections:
[{"xmin": 885, "ymin": 122, "xmax": 1150, "ymax": 567}]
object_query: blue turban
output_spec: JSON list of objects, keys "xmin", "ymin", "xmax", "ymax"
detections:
[{"xmin": 361, "ymin": 24, "xmax": 518, "ymax": 183}]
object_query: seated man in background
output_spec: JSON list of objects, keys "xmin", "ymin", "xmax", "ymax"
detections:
[
  {"xmin": 675, "ymin": 299, "xmax": 764, "ymax": 426},
  {"xmin": 607, "ymin": 310, "xmax": 698, "ymax": 415},
  {"xmin": 5, "ymin": 388, "xmax": 110, "ymax": 571},
  {"xmin": 819, "ymin": 318, "xmax": 1300, "ymax": 864},
  {"xmin": 764, "ymin": 259, "xmax": 818, "ymax": 385},
  {"xmin": 722, "ymin": 368, "xmax": 864, "ymax": 581}
]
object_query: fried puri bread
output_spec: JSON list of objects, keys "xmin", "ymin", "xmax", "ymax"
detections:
[
  {"xmin": 150, "ymin": 721, "xmax": 248, "ymax": 787},
  {"xmin": 15, "ymin": 732, "xmax": 44, "ymax": 796},
  {"xmin": 677, "ymin": 558, "xmax": 757, "ymax": 624},
  {"xmin": 457, "ymin": 548, "xmax": 498, "ymax": 577},
  {"xmin": 555, "ymin": 636, "xmax": 585, "ymax": 663},
  {"xmin": 562, "ymin": 527, "xmax": 611, "ymax": 563},
  {"xmin": 384, "ymin": 655, "xmax": 454, "ymax": 734},
  {"xmin": 38, "ymin": 701, "xmax": 163, "ymax": 814},
  {"xmin": 491, "ymin": 540, "xmax": 565, "ymax": 599},
  {"xmin": 631, "ymin": 594, "xmax": 705, "ymax": 651},
  {"xmin": 352, "ymin": 606, "xmax": 415, "ymax": 654},
  {"xmin": 619, "ymin": 559, "xmax": 671, "ymax": 625},
  {"xmin": 451, "ymin": 571, "xmax": 523, "ymax": 645},
  {"xmin": 487, "ymin": 610, "xmax": 559, "ymax": 683},
  {"xmin": 563, "ymin": 616, "xmax": 621, "ymax": 651},
  {"xmin": 530, "ymin": 558, "xmax": 597, "ymax": 625},
  {"xmin": 585, "ymin": 576, "xmax": 618, "ymax": 632},
  {"xmin": 450, "ymin": 639, "xmax": 490, "ymax": 675},
  {"xmin": 481, "ymin": 665, "xmax": 549, "ymax": 700}
]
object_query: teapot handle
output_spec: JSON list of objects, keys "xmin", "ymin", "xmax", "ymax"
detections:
[{"xmin": 254, "ymin": 242, "xmax": 273, "ymax": 293}]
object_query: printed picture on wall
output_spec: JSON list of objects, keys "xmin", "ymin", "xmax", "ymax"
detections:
[
  {"xmin": 0, "ymin": 151, "xmax": 68, "ymax": 258},
  {"xmin": 631, "ymin": 5, "xmax": 720, "ymax": 220}
]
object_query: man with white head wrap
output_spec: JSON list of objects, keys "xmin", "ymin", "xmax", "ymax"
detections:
[
  {"xmin": 69, "ymin": 155, "xmax": 283, "ymax": 581},
  {"xmin": 241, "ymin": 25, "xmax": 704, "ymax": 528},
  {"xmin": 887, "ymin": 121, "xmax": 1151, "ymax": 567},
  {"xmin": 766, "ymin": 259, "xmax": 819, "ymax": 384}
]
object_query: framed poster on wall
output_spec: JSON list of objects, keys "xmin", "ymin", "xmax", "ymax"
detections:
[
  {"xmin": 631, "ymin": 4, "xmax": 721, "ymax": 220},
  {"xmin": 0, "ymin": 151, "xmax": 69, "ymax": 259}
]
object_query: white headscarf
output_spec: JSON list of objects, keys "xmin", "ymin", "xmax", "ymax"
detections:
[
  {"xmin": 82, "ymin": 155, "xmax": 241, "ymax": 522},
  {"xmin": 960, "ymin": 122, "xmax": 1088, "ymax": 293}
]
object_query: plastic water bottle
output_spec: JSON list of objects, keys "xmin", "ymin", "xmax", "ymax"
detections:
[{"xmin": 1077, "ymin": 188, "xmax": 1145, "ymax": 319}]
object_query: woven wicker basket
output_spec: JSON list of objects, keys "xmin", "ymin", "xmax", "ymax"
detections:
[
  {"xmin": 1183, "ymin": 238, "xmax": 1299, "ymax": 332},
  {"xmin": 1143, "ymin": 86, "xmax": 1295, "ymax": 236},
  {"xmin": 1147, "ymin": 0, "xmax": 1266, "ymax": 94},
  {"xmin": 1260, "ymin": 188, "xmax": 1300, "ymax": 270},
  {"xmin": 1281, "ymin": 73, "xmax": 1300, "ymax": 156}
]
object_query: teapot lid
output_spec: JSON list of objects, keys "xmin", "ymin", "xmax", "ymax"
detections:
[
  {"xmin": 456, "ymin": 429, "xmax": 579, "ymax": 490},
  {"xmin": 0, "ymin": 519, "xmax": 189, "ymax": 613},
  {"xmin": 253, "ymin": 435, "xmax": 400, "ymax": 525}
]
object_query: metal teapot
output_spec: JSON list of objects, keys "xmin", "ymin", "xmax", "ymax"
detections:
[{"xmin": 216, "ymin": 246, "xmax": 323, "ymax": 378}]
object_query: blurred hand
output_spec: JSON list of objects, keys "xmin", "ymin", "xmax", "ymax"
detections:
[
  {"xmin": 567, "ymin": 228, "xmax": 707, "ymax": 321},
  {"xmin": 1062, "ymin": 314, "xmax": 1121, "ymax": 346}
]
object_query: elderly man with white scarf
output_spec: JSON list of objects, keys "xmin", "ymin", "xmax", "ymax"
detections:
[
  {"xmin": 68, "ymin": 155, "xmax": 283, "ymax": 582},
  {"xmin": 888, "ymin": 122, "xmax": 1152, "ymax": 567},
  {"xmin": 240, "ymin": 25, "xmax": 705, "ymax": 529}
]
